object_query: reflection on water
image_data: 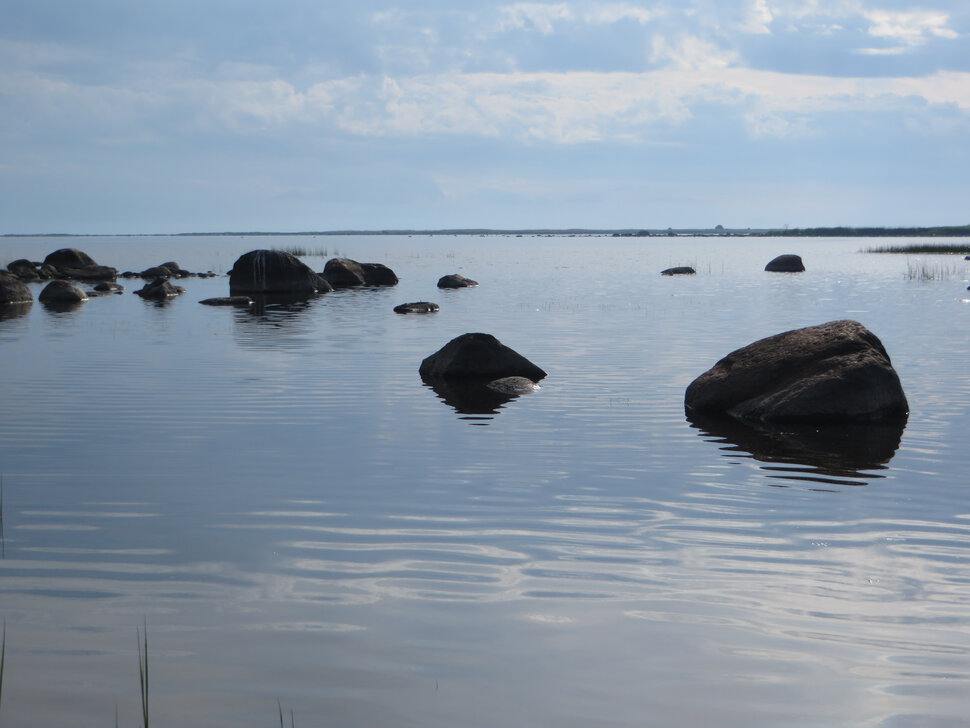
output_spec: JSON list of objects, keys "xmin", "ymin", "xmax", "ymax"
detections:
[
  {"xmin": 688, "ymin": 414, "xmax": 906, "ymax": 486},
  {"xmin": 2, "ymin": 235, "xmax": 970, "ymax": 727},
  {"xmin": 231, "ymin": 294, "xmax": 320, "ymax": 350},
  {"xmin": 0, "ymin": 301, "xmax": 32, "ymax": 321},
  {"xmin": 420, "ymin": 375, "xmax": 533, "ymax": 421}
]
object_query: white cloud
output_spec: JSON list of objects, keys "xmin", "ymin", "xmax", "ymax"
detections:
[
  {"xmin": 650, "ymin": 34, "xmax": 739, "ymax": 71},
  {"xmin": 863, "ymin": 9, "xmax": 958, "ymax": 46},
  {"xmin": 737, "ymin": 0, "xmax": 775, "ymax": 34}
]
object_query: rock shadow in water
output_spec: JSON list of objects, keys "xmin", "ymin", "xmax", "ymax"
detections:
[
  {"xmin": 421, "ymin": 375, "xmax": 534, "ymax": 422},
  {"xmin": 231, "ymin": 293, "xmax": 319, "ymax": 350},
  {"xmin": 687, "ymin": 413, "xmax": 906, "ymax": 487}
]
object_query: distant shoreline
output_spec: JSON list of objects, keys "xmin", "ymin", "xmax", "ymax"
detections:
[{"xmin": 4, "ymin": 225, "xmax": 970, "ymax": 238}]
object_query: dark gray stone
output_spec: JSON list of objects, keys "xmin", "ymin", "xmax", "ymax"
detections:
[
  {"xmin": 394, "ymin": 301, "xmax": 439, "ymax": 314},
  {"xmin": 39, "ymin": 280, "xmax": 88, "ymax": 304},
  {"xmin": 321, "ymin": 258, "xmax": 399, "ymax": 288},
  {"xmin": 765, "ymin": 254, "xmax": 805, "ymax": 272},
  {"xmin": 134, "ymin": 278, "xmax": 185, "ymax": 299},
  {"xmin": 230, "ymin": 250, "xmax": 332, "ymax": 294},
  {"xmin": 685, "ymin": 319, "xmax": 908, "ymax": 424},
  {"xmin": 437, "ymin": 273, "xmax": 478, "ymax": 288},
  {"xmin": 0, "ymin": 271, "xmax": 33, "ymax": 305},
  {"xmin": 44, "ymin": 248, "xmax": 96, "ymax": 270},
  {"xmin": 419, "ymin": 333, "xmax": 546, "ymax": 381},
  {"xmin": 199, "ymin": 296, "xmax": 253, "ymax": 307},
  {"xmin": 661, "ymin": 266, "xmax": 696, "ymax": 276}
]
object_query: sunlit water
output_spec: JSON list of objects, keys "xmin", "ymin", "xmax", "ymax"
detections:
[{"xmin": 1, "ymin": 234, "xmax": 969, "ymax": 727}]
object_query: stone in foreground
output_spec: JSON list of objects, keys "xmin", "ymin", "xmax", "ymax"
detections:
[
  {"xmin": 765, "ymin": 254, "xmax": 805, "ymax": 272},
  {"xmin": 685, "ymin": 320, "xmax": 908, "ymax": 424},
  {"xmin": 419, "ymin": 333, "xmax": 546, "ymax": 381}
]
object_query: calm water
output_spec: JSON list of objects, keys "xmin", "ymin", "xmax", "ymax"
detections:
[{"xmin": 1, "ymin": 234, "xmax": 969, "ymax": 727}]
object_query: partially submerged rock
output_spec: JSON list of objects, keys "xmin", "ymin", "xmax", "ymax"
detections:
[
  {"xmin": 394, "ymin": 301, "xmax": 439, "ymax": 314},
  {"xmin": 661, "ymin": 266, "xmax": 696, "ymax": 276},
  {"xmin": 199, "ymin": 296, "xmax": 253, "ymax": 307},
  {"xmin": 39, "ymin": 280, "xmax": 88, "ymax": 304},
  {"xmin": 229, "ymin": 250, "xmax": 332, "ymax": 295},
  {"xmin": 685, "ymin": 320, "xmax": 908, "ymax": 424},
  {"xmin": 135, "ymin": 277, "xmax": 185, "ymax": 299},
  {"xmin": 42, "ymin": 248, "xmax": 117, "ymax": 280},
  {"xmin": 437, "ymin": 273, "xmax": 478, "ymax": 289},
  {"xmin": 0, "ymin": 271, "xmax": 33, "ymax": 305},
  {"xmin": 419, "ymin": 333, "xmax": 546, "ymax": 381},
  {"xmin": 765, "ymin": 254, "xmax": 805, "ymax": 272},
  {"xmin": 486, "ymin": 376, "xmax": 540, "ymax": 394},
  {"xmin": 321, "ymin": 258, "xmax": 398, "ymax": 288}
]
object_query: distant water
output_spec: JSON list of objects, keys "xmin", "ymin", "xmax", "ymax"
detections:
[{"xmin": 1, "ymin": 234, "xmax": 969, "ymax": 727}]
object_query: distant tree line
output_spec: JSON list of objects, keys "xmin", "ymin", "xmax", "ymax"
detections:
[{"xmin": 762, "ymin": 225, "xmax": 970, "ymax": 237}]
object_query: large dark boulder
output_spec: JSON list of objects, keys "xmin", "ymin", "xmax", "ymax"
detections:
[
  {"xmin": 419, "ymin": 333, "xmax": 546, "ymax": 381},
  {"xmin": 39, "ymin": 280, "xmax": 88, "ymax": 304},
  {"xmin": 685, "ymin": 320, "xmax": 908, "ymax": 424},
  {"xmin": 229, "ymin": 250, "xmax": 332, "ymax": 294},
  {"xmin": 44, "ymin": 248, "xmax": 96, "ymax": 270},
  {"xmin": 765, "ymin": 254, "xmax": 805, "ymax": 272},
  {"xmin": 0, "ymin": 271, "xmax": 33, "ymax": 304},
  {"xmin": 42, "ymin": 248, "xmax": 117, "ymax": 280},
  {"xmin": 321, "ymin": 258, "xmax": 398, "ymax": 288},
  {"xmin": 437, "ymin": 273, "xmax": 478, "ymax": 288}
]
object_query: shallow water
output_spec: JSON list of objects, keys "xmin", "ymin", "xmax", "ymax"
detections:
[{"xmin": 1, "ymin": 234, "xmax": 969, "ymax": 727}]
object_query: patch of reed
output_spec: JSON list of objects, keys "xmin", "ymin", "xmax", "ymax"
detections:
[
  {"xmin": 904, "ymin": 259, "xmax": 962, "ymax": 281},
  {"xmin": 271, "ymin": 245, "xmax": 334, "ymax": 257},
  {"xmin": 866, "ymin": 243, "xmax": 970, "ymax": 254}
]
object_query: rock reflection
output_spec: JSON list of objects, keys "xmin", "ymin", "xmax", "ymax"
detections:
[
  {"xmin": 421, "ymin": 375, "xmax": 533, "ymax": 422},
  {"xmin": 0, "ymin": 302, "xmax": 32, "ymax": 321},
  {"xmin": 231, "ymin": 293, "xmax": 319, "ymax": 350},
  {"xmin": 687, "ymin": 414, "xmax": 906, "ymax": 486}
]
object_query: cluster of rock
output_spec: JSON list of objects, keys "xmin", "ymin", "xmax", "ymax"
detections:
[{"xmin": 4, "ymin": 244, "xmax": 913, "ymax": 440}]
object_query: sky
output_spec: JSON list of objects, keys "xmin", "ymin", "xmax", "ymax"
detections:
[{"xmin": 1, "ymin": 0, "xmax": 969, "ymax": 234}]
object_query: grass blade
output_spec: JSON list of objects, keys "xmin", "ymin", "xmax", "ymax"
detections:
[{"xmin": 137, "ymin": 621, "xmax": 149, "ymax": 728}]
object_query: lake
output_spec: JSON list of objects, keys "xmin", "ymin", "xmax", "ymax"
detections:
[{"xmin": 1, "ymin": 234, "xmax": 969, "ymax": 727}]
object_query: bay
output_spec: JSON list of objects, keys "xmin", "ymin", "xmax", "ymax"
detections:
[{"xmin": 1, "ymin": 234, "xmax": 969, "ymax": 727}]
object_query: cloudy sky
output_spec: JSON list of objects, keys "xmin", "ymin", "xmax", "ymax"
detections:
[{"xmin": 2, "ymin": 0, "xmax": 968, "ymax": 233}]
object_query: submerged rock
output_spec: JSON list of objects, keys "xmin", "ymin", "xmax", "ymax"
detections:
[
  {"xmin": 199, "ymin": 296, "xmax": 253, "ymax": 307},
  {"xmin": 765, "ymin": 254, "xmax": 805, "ymax": 272},
  {"xmin": 685, "ymin": 320, "xmax": 908, "ymax": 425},
  {"xmin": 486, "ymin": 376, "xmax": 540, "ymax": 394},
  {"xmin": 437, "ymin": 273, "xmax": 478, "ymax": 289},
  {"xmin": 419, "ymin": 333, "xmax": 546, "ymax": 381},
  {"xmin": 661, "ymin": 266, "xmax": 696, "ymax": 276}
]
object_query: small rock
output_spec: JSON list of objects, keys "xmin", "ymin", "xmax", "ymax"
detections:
[
  {"xmin": 765, "ymin": 254, "xmax": 805, "ymax": 272},
  {"xmin": 394, "ymin": 301, "xmax": 439, "ymax": 314},
  {"xmin": 437, "ymin": 273, "xmax": 478, "ymax": 288}
]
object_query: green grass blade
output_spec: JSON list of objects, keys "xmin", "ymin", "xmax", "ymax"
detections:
[{"xmin": 137, "ymin": 621, "xmax": 149, "ymax": 728}]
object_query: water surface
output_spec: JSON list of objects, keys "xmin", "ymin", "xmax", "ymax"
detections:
[{"xmin": 1, "ymin": 234, "xmax": 969, "ymax": 727}]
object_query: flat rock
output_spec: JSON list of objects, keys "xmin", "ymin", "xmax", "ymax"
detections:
[{"xmin": 394, "ymin": 301, "xmax": 439, "ymax": 314}]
